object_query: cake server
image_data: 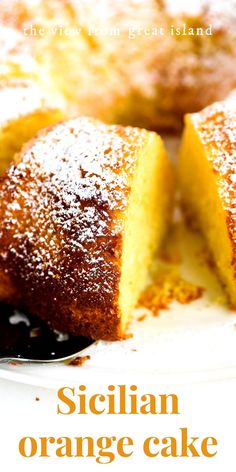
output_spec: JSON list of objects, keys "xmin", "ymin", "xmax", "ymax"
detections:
[{"xmin": 0, "ymin": 304, "xmax": 94, "ymax": 363}]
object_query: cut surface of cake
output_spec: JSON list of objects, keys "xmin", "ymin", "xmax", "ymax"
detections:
[
  {"xmin": 0, "ymin": 117, "xmax": 174, "ymax": 340},
  {"xmin": 0, "ymin": 78, "xmax": 64, "ymax": 173},
  {"xmin": 179, "ymin": 93, "xmax": 236, "ymax": 307}
]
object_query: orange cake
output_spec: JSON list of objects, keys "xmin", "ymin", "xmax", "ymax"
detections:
[
  {"xmin": 0, "ymin": 0, "xmax": 235, "ymax": 130},
  {"xmin": 0, "ymin": 1, "xmax": 235, "ymax": 341},
  {"xmin": 179, "ymin": 93, "xmax": 236, "ymax": 307},
  {"xmin": 0, "ymin": 117, "xmax": 174, "ymax": 340}
]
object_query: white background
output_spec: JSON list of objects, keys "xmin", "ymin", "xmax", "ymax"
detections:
[{"xmin": 1, "ymin": 375, "xmax": 236, "ymax": 472}]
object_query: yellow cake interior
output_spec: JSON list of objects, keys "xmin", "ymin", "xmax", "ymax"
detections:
[
  {"xmin": 179, "ymin": 116, "xmax": 236, "ymax": 306},
  {"xmin": 119, "ymin": 133, "xmax": 174, "ymax": 330}
]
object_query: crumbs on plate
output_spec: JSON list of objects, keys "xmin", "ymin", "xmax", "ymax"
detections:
[
  {"xmin": 138, "ymin": 270, "xmax": 204, "ymax": 317},
  {"xmin": 69, "ymin": 355, "xmax": 91, "ymax": 367}
]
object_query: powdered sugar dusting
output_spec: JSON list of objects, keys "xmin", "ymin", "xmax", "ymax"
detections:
[
  {"xmin": 191, "ymin": 94, "xmax": 236, "ymax": 269},
  {"xmin": 0, "ymin": 117, "xmax": 148, "ymax": 337}
]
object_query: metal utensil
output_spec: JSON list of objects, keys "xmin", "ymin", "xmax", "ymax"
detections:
[{"xmin": 0, "ymin": 304, "xmax": 94, "ymax": 363}]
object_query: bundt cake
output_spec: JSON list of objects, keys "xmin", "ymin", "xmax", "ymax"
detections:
[
  {"xmin": 0, "ymin": 117, "xmax": 174, "ymax": 340},
  {"xmin": 179, "ymin": 92, "xmax": 236, "ymax": 307},
  {"xmin": 0, "ymin": 0, "xmax": 235, "ymax": 130},
  {"xmin": 0, "ymin": 78, "xmax": 64, "ymax": 173},
  {"xmin": 0, "ymin": 1, "xmax": 235, "ymax": 340}
]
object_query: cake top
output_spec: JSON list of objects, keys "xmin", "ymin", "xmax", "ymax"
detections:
[
  {"xmin": 190, "ymin": 93, "xmax": 236, "ymax": 177},
  {"xmin": 0, "ymin": 117, "xmax": 149, "ymax": 308},
  {"xmin": 11, "ymin": 116, "xmax": 148, "ymax": 212}
]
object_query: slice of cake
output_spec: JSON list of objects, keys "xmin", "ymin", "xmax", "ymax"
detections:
[
  {"xmin": 0, "ymin": 78, "xmax": 64, "ymax": 173},
  {"xmin": 0, "ymin": 117, "xmax": 174, "ymax": 340},
  {"xmin": 179, "ymin": 93, "xmax": 236, "ymax": 307}
]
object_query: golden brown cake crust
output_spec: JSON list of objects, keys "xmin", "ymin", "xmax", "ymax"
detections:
[
  {"xmin": 189, "ymin": 93, "xmax": 236, "ymax": 274},
  {"xmin": 0, "ymin": 117, "xmax": 148, "ymax": 340}
]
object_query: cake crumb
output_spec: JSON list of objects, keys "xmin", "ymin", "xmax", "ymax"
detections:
[
  {"xmin": 137, "ymin": 313, "xmax": 147, "ymax": 322},
  {"xmin": 35, "ymin": 396, "xmax": 40, "ymax": 401},
  {"xmin": 69, "ymin": 355, "xmax": 91, "ymax": 366},
  {"xmin": 138, "ymin": 270, "xmax": 204, "ymax": 317},
  {"xmin": 122, "ymin": 333, "xmax": 133, "ymax": 340}
]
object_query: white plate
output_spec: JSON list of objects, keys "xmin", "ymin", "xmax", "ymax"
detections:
[
  {"xmin": 1, "ymin": 136, "xmax": 236, "ymax": 388},
  {"xmin": 1, "ymin": 220, "xmax": 236, "ymax": 388}
]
